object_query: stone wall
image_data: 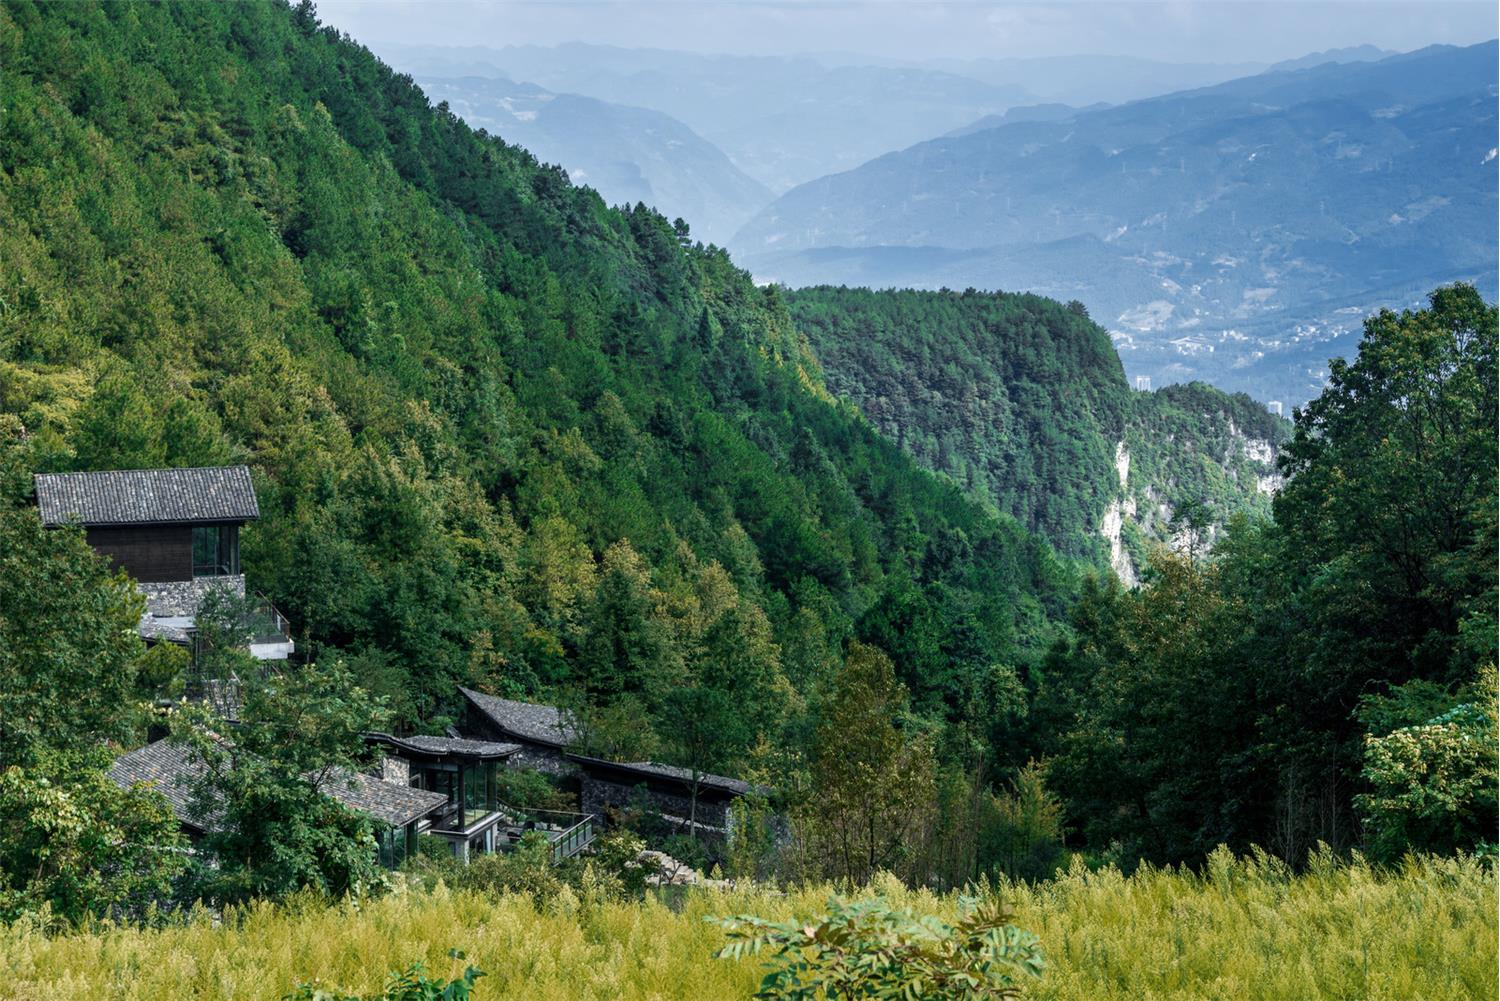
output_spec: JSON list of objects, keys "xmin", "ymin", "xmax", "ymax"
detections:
[
  {"xmin": 461, "ymin": 705, "xmax": 577, "ymax": 778},
  {"xmin": 139, "ymin": 574, "xmax": 246, "ymax": 617},
  {"xmin": 580, "ymin": 775, "xmax": 733, "ymax": 839},
  {"xmin": 508, "ymin": 745, "xmax": 576, "ymax": 778},
  {"xmin": 379, "ymin": 755, "xmax": 410, "ymax": 786}
]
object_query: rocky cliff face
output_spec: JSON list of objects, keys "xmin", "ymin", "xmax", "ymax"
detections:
[
  {"xmin": 1101, "ymin": 409, "xmax": 1285, "ymax": 583},
  {"xmin": 1099, "ymin": 442, "xmax": 1140, "ymax": 586}
]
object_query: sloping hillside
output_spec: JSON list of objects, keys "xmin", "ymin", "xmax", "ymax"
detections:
[
  {"xmin": 0, "ymin": 0, "xmax": 1068, "ymax": 744},
  {"xmin": 785, "ymin": 287, "xmax": 1286, "ymax": 577},
  {"xmin": 378, "ymin": 41, "xmax": 1037, "ymax": 193},
  {"xmin": 413, "ymin": 75, "xmax": 771, "ymax": 245}
]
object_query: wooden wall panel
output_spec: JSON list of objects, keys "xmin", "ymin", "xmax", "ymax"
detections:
[{"xmin": 86, "ymin": 525, "xmax": 194, "ymax": 582}]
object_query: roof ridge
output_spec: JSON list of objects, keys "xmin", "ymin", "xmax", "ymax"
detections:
[{"xmin": 34, "ymin": 465, "xmax": 259, "ymax": 527}]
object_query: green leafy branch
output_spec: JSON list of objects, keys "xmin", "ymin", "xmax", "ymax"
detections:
[{"xmin": 713, "ymin": 894, "xmax": 1044, "ymax": 999}]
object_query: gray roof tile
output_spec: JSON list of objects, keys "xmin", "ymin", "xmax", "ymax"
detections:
[
  {"xmin": 567, "ymin": 754, "xmax": 753, "ymax": 796},
  {"xmin": 368, "ymin": 732, "xmax": 520, "ymax": 759},
  {"xmin": 109, "ymin": 738, "xmax": 448, "ymax": 832},
  {"xmin": 322, "ymin": 769, "xmax": 448, "ymax": 827},
  {"xmin": 107, "ymin": 739, "xmax": 217, "ymax": 832},
  {"xmin": 459, "ymin": 687, "xmax": 578, "ymax": 747},
  {"xmin": 35, "ymin": 465, "xmax": 259, "ymax": 526}
]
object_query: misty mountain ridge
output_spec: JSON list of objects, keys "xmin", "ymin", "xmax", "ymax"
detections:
[
  {"xmin": 377, "ymin": 39, "xmax": 1417, "ymax": 255},
  {"xmin": 946, "ymin": 102, "xmax": 1113, "ymax": 138},
  {"xmin": 377, "ymin": 40, "xmax": 1039, "ymax": 192},
  {"xmin": 926, "ymin": 53, "xmax": 1268, "ymax": 106},
  {"xmin": 732, "ymin": 41, "xmax": 1499, "ymax": 405},
  {"xmin": 414, "ymin": 75, "xmax": 770, "ymax": 244},
  {"xmin": 1265, "ymin": 44, "xmax": 1396, "ymax": 73}
]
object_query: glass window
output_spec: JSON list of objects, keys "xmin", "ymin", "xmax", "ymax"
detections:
[
  {"xmin": 192, "ymin": 525, "xmax": 238, "ymax": 577},
  {"xmin": 377, "ymin": 826, "xmax": 396, "ymax": 868},
  {"xmin": 463, "ymin": 763, "xmax": 485, "ymax": 825}
]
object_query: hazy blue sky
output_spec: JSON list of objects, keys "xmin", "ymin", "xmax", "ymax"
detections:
[{"xmin": 317, "ymin": 1, "xmax": 1496, "ymax": 63}]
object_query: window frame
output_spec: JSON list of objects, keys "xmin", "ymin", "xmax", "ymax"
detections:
[{"xmin": 191, "ymin": 523, "xmax": 239, "ymax": 577}]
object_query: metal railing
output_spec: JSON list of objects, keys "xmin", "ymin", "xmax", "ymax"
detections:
[
  {"xmin": 249, "ymin": 593, "xmax": 293, "ymax": 646},
  {"xmin": 550, "ymin": 815, "xmax": 596, "ymax": 862},
  {"xmin": 490, "ymin": 803, "xmax": 597, "ymax": 861},
  {"xmin": 421, "ymin": 799, "xmax": 597, "ymax": 864}
]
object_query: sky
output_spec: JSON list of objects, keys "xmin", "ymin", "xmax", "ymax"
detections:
[{"xmin": 316, "ymin": 0, "xmax": 1498, "ymax": 64}]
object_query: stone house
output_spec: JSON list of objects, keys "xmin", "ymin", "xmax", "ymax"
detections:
[{"xmin": 33, "ymin": 465, "xmax": 294, "ymax": 661}]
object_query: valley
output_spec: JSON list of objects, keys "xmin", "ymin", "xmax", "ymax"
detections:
[
  {"xmin": 736, "ymin": 43, "xmax": 1499, "ymax": 405},
  {"xmin": 0, "ymin": 3, "xmax": 1493, "ymax": 998}
]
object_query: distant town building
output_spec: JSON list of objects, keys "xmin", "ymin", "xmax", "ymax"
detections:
[
  {"xmin": 1135, "ymin": 375, "xmax": 1152, "ymax": 391},
  {"xmin": 1268, "ymin": 400, "xmax": 1284, "ymax": 417}
]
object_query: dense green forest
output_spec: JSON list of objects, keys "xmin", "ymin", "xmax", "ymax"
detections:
[
  {"xmin": 0, "ymin": 0, "xmax": 1494, "ymax": 931},
  {"xmin": 785, "ymin": 287, "xmax": 1288, "ymax": 571},
  {"xmin": 0, "ymin": 0, "xmax": 1070, "ymax": 736},
  {"xmin": 1036, "ymin": 285, "xmax": 1497, "ymax": 866}
]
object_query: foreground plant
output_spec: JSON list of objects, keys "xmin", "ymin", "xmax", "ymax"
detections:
[
  {"xmin": 286, "ymin": 950, "xmax": 484, "ymax": 1001},
  {"xmin": 713, "ymin": 894, "xmax": 1044, "ymax": 999}
]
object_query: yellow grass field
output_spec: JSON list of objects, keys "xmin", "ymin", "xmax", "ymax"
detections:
[{"xmin": 2, "ymin": 850, "xmax": 1493, "ymax": 1000}]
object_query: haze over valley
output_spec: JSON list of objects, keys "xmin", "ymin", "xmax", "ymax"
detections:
[{"xmin": 361, "ymin": 25, "xmax": 1497, "ymax": 407}]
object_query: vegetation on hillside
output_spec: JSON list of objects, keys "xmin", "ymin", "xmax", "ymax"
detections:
[
  {"xmin": 0, "ymin": 0, "xmax": 1067, "ymax": 843},
  {"xmin": 1036, "ymin": 285, "xmax": 1497, "ymax": 865},
  {"xmin": 785, "ymin": 286, "xmax": 1287, "ymax": 567},
  {"xmin": 0, "ymin": 0, "xmax": 1495, "ymax": 946}
]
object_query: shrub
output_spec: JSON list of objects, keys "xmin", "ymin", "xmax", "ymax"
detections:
[
  {"xmin": 980, "ymin": 761, "xmax": 1066, "ymax": 883},
  {"xmin": 287, "ymin": 950, "xmax": 484, "ymax": 1001},
  {"xmin": 493, "ymin": 768, "xmax": 577, "ymax": 813},
  {"xmin": 1355, "ymin": 668, "xmax": 1498, "ymax": 862},
  {"xmin": 0, "ymin": 760, "xmax": 187, "ymax": 926},
  {"xmin": 713, "ymin": 893, "xmax": 1045, "ymax": 999}
]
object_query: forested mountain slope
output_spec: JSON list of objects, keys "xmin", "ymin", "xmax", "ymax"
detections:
[
  {"xmin": 786, "ymin": 288, "xmax": 1287, "ymax": 577},
  {"xmin": 2, "ymin": 2, "xmax": 1495, "ymax": 910},
  {"xmin": 0, "ymin": 0, "xmax": 1070, "ymax": 752}
]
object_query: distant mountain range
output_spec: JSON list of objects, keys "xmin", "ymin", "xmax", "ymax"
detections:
[
  {"xmin": 733, "ymin": 42, "xmax": 1499, "ymax": 404},
  {"xmin": 926, "ymin": 53, "xmax": 1269, "ymax": 106},
  {"xmin": 414, "ymin": 76, "xmax": 770, "ymax": 245},
  {"xmin": 1265, "ymin": 44, "xmax": 1395, "ymax": 74},
  {"xmin": 378, "ymin": 42, "xmax": 1037, "ymax": 193}
]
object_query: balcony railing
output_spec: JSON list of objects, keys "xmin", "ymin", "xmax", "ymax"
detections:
[
  {"xmin": 248, "ymin": 593, "xmax": 293, "ymax": 646},
  {"xmin": 426, "ymin": 800, "xmax": 597, "ymax": 862}
]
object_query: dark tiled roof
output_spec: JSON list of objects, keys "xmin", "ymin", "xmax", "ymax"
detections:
[
  {"xmin": 366, "ymin": 732, "xmax": 520, "ymax": 760},
  {"xmin": 107, "ymin": 739, "xmax": 217, "ymax": 832},
  {"xmin": 567, "ymin": 754, "xmax": 753, "ymax": 796},
  {"xmin": 35, "ymin": 465, "xmax": 259, "ymax": 526},
  {"xmin": 459, "ymin": 687, "xmax": 577, "ymax": 748},
  {"xmin": 322, "ymin": 769, "xmax": 448, "ymax": 827},
  {"xmin": 110, "ymin": 739, "xmax": 447, "ymax": 832}
]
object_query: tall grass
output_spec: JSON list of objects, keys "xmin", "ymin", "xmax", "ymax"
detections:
[{"xmin": 1, "ymin": 849, "xmax": 1492, "ymax": 1000}]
